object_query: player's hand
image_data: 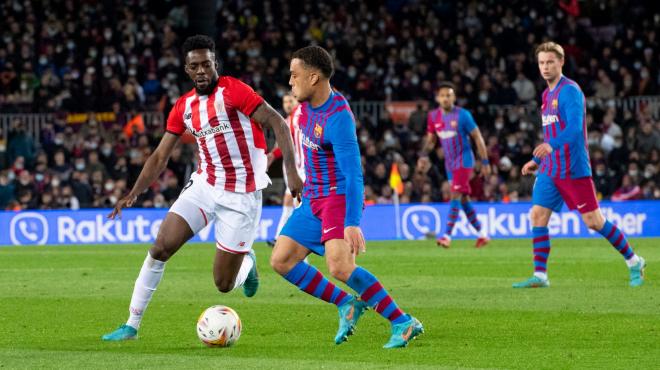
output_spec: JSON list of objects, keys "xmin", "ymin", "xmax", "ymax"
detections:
[
  {"xmin": 521, "ymin": 160, "xmax": 539, "ymax": 176},
  {"xmin": 287, "ymin": 172, "xmax": 303, "ymax": 202},
  {"xmin": 480, "ymin": 163, "xmax": 492, "ymax": 176},
  {"xmin": 108, "ymin": 193, "xmax": 137, "ymax": 219},
  {"xmin": 533, "ymin": 143, "xmax": 553, "ymax": 159},
  {"xmin": 344, "ymin": 226, "xmax": 366, "ymax": 256}
]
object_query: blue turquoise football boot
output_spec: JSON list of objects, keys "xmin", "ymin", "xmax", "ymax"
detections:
[
  {"xmin": 383, "ymin": 316, "xmax": 424, "ymax": 349},
  {"xmin": 334, "ymin": 296, "xmax": 369, "ymax": 344},
  {"xmin": 102, "ymin": 324, "xmax": 137, "ymax": 341},
  {"xmin": 243, "ymin": 249, "xmax": 259, "ymax": 297},
  {"xmin": 629, "ymin": 256, "xmax": 646, "ymax": 287},
  {"xmin": 512, "ymin": 276, "xmax": 550, "ymax": 288}
]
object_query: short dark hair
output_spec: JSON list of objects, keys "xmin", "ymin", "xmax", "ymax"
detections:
[
  {"xmin": 292, "ymin": 46, "xmax": 334, "ymax": 79},
  {"xmin": 182, "ymin": 35, "xmax": 216, "ymax": 57},
  {"xmin": 436, "ymin": 81, "xmax": 455, "ymax": 92}
]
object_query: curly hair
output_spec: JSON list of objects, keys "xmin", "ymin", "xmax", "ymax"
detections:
[
  {"xmin": 291, "ymin": 46, "xmax": 334, "ymax": 79},
  {"xmin": 182, "ymin": 35, "xmax": 216, "ymax": 56}
]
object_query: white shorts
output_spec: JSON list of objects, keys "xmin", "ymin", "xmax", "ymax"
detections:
[{"xmin": 169, "ymin": 174, "xmax": 262, "ymax": 254}]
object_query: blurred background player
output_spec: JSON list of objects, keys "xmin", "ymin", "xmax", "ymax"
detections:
[
  {"xmin": 270, "ymin": 46, "xmax": 423, "ymax": 349},
  {"xmin": 101, "ymin": 35, "xmax": 302, "ymax": 341},
  {"xmin": 513, "ymin": 42, "xmax": 645, "ymax": 288},
  {"xmin": 266, "ymin": 92, "xmax": 305, "ymax": 246},
  {"xmin": 422, "ymin": 82, "xmax": 491, "ymax": 248}
]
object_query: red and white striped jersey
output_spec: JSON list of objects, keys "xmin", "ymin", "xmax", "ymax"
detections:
[
  {"xmin": 166, "ymin": 76, "xmax": 270, "ymax": 193},
  {"xmin": 284, "ymin": 104, "xmax": 306, "ymax": 182}
]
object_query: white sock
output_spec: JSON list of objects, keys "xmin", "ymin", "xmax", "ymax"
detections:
[
  {"xmin": 126, "ymin": 252, "xmax": 166, "ymax": 330},
  {"xmin": 625, "ymin": 255, "xmax": 640, "ymax": 268},
  {"xmin": 275, "ymin": 205, "xmax": 294, "ymax": 237},
  {"xmin": 479, "ymin": 228, "xmax": 488, "ymax": 238},
  {"xmin": 442, "ymin": 234, "xmax": 452, "ymax": 241},
  {"xmin": 533, "ymin": 272, "xmax": 548, "ymax": 281},
  {"xmin": 231, "ymin": 253, "xmax": 254, "ymax": 290}
]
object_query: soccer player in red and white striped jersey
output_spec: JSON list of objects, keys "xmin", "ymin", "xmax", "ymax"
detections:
[{"xmin": 102, "ymin": 35, "xmax": 303, "ymax": 341}]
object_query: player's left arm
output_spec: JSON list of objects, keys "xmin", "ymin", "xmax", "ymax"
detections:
[
  {"xmin": 463, "ymin": 110, "xmax": 491, "ymax": 176},
  {"xmin": 251, "ymin": 103, "xmax": 302, "ymax": 198},
  {"xmin": 534, "ymin": 85, "xmax": 584, "ymax": 158},
  {"xmin": 327, "ymin": 111, "xmax": 366, "ymax": 255}
]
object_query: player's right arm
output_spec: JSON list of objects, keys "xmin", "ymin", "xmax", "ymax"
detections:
[{"xmin": 109, "ymin": 132, "xmax": 180, "ymax": 219}]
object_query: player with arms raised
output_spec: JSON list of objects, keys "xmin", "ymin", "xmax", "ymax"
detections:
[
  {"xmin": 513, "ymin": 42, "xmax": 645, "ymax": 288},
  {"xmin": 102, "ymin": 35, "xmax": 302, "ymax": 341},
  {"xmin": 270, "ymin": 46, "xmax": 423, "ymax": 349},
  {"xmin": 422, "ymin": 82, "xmax": 491, "ymax": 248}
]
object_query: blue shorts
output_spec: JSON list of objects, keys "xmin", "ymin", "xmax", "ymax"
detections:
[
  {"xmin": 279, "ymin": 195, "xmax": 347, "ymax": 256},
  {"xmin": 532, "ymin": 173, "xmax": 599, "ymax": 214}
]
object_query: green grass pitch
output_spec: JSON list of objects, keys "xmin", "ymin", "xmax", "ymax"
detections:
[{"xmin": 0, "ymin": 238, "xmax": 658, "ymax": 369}]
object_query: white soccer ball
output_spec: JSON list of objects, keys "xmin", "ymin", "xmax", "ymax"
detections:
[{"xmin": 196, "ymin": 305, "xmax": 242, "ymax": 347}]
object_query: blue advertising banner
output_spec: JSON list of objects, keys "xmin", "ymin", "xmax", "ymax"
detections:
[{"xmin": 0, "ymin": 201, "xmax": 658, "ymax": 246}]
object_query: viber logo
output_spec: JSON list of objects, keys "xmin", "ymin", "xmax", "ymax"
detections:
[
  {"xmin": 402, "ymin": 205, "xmax": 441, "ymax": 240},
  {"xmin": 10, "ymin": 212, "xmax": 49, "ymax": 245}
]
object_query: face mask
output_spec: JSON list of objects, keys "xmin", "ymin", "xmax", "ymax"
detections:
[
  {"xmin": 104, "ymin": 30, "xmax": 112, "ymax": 40},
  {"xmin": 478, "ymin": 91, "xmax": 488, "ymax": 103},
  {"xmin": 14, "ymin": 162, "xmax": 24, "ymax": 170},
  {"xmin": 54, "ymin": 138, "xmax": 63, "ymax": 145},
  {"xmin": 52, "ymin": 178, "xmax": 60, "ymax": 187},
  {"xmin": 39, "ymin": 57, "xmax": 48, "ymax": 65},
  {"xmin": 75, "ymin": 163, "xmax": 85, "ymax": 171},
  {"xmin": 596, "ymin": 170, "xmax": 605, "ymax": 177},
  {"xmin": 629, "ymin": 170, "xmax": 638, "ymax": 177},
  {"xmin": 507, "ymin": 140, "xmax": 516, "ymax": 148},
  {"xmin": 104, "ymin": 183, "xmax": 114, "ymax": 191},
  {"xmin": 67, "ymin": 41, "xmax": 75, "ymax": 50},
  {"xmin": 101, "ymin": 147, "xmax": 112, "ymax": 156},
  {"xmin": 35, "ymin": 173, "xmax": 44, "ymax": 182},
  {"xmin": 495, "ymin": 122, "xmax": 504, "ymax": 130},
  {"xmin": 89, "ymin": 49, "xmax": 97, "ymax": 58},
  {"xmin": 103, "ymin": 69, "xmax": 112, "ymax": 78},
  {"xmin": 88, "ymin": 142, "xmax": 98, "ymax": 150}
]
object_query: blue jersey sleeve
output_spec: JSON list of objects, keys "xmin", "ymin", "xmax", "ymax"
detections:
[
  {"xmin": 459, "ymin": 109, "xmax": 477, "ymax": 134},
  {"xmin": 325, "ymin": 110, "xmax": 364, "ymax": 227},
  {"xmin": 549, "ymin": 85, "xmax": 585, "ymax": 150}
]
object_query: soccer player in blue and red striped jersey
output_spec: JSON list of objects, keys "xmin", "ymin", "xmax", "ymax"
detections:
[
  {"xmin": 270, "ymin": 46, "xmax": 423, "ymax": 349},
  {"xmin": 423, "ymin": 82, "xmax": 491, "ymax": 248},
  {"xmin": 513, "ymin": 42, "xmax": 646, "ymax": 288}
]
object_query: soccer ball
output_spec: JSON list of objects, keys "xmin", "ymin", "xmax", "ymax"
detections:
[{"xmin": 196, "ymin": 305, "xmax": 242, "ymax": 347}]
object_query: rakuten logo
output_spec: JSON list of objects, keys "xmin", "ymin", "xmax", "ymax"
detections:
[{"xmin": 57, "ymin": 215, "xmax": 163, "ymax": 243}]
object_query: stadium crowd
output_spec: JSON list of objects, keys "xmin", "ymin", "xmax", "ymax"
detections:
[{"xmin": 0, "ymin": 0, "xmax": 658, "ymax": 210}]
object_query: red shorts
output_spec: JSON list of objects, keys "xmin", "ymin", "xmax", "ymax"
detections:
[
  {"xmin": 310, "ymin": 194, "xmax": 346, "ymax": 243},
  {"xmin": 554, "ymin": 177, "xmax": 599, "ymax": 214},
  {"xmin": 450, "ymin": 168, "xmax": 472, "ymax": 195}
]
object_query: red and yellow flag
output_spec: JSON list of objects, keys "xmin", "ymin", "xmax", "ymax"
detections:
[{"xmin": 389, "ymin": 163, "xmax": 404, "ymax": 195}]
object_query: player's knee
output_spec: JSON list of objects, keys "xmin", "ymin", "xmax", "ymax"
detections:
[
  {"xmin": 530, "ymin": 210, "xmax": 548, "ymax": 226},
  {"xmin": 327, "ymin": 262, "xmax": 353, "ymax": 282},
  {"xmin": 214, "ymin": 277, "xmax": 235, "ymax": 293},
  {"xmin": 269, "ymin": 254, "xmax": 289, "ymax": 276},
  {"xmin": 149, "ymin": 241, "xmax": 173, "ymax": 262},
  {"xmin": 583, "ymin": 215, "xmax": 604, "ymax": 230}
]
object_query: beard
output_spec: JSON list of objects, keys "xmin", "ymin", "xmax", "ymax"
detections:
[{"xmin": 194, "ymin": 76, "xmax": 218, "ymax": 96}]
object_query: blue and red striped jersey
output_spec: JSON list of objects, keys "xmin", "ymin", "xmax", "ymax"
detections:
[
  {"xmin": 427, "ymin": 106, "xmax": 478, "ymax": 173},
  {"xmin": 299, "ymin": 90, "xmax": 363, "ymax": 226},
  {"xmin": 539, "ymin": 75, "xmax": 591, "ymax": 179}
]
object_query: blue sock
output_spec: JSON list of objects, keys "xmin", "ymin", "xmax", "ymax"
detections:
[
  {"xmin": 532, "ymin": 226, "xmax": 550, "ymax": 275},
  {"xmin": 284, "ymin": 261, "xmax": 351, "ymax": 306},
  {"xmin": 446, "ymin": 199, "xmax": 461, "ymax": 235},
  {"xmin": 461, "ymin": 201, "xmax": 482, "ymax": 232},
  {"xmin": 598, "ymin": 220, "xmax": 635, "ymax": 260},
  {"xmin": 346, "ymin": 267, "xmax": 409, "ymax": 324}
]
